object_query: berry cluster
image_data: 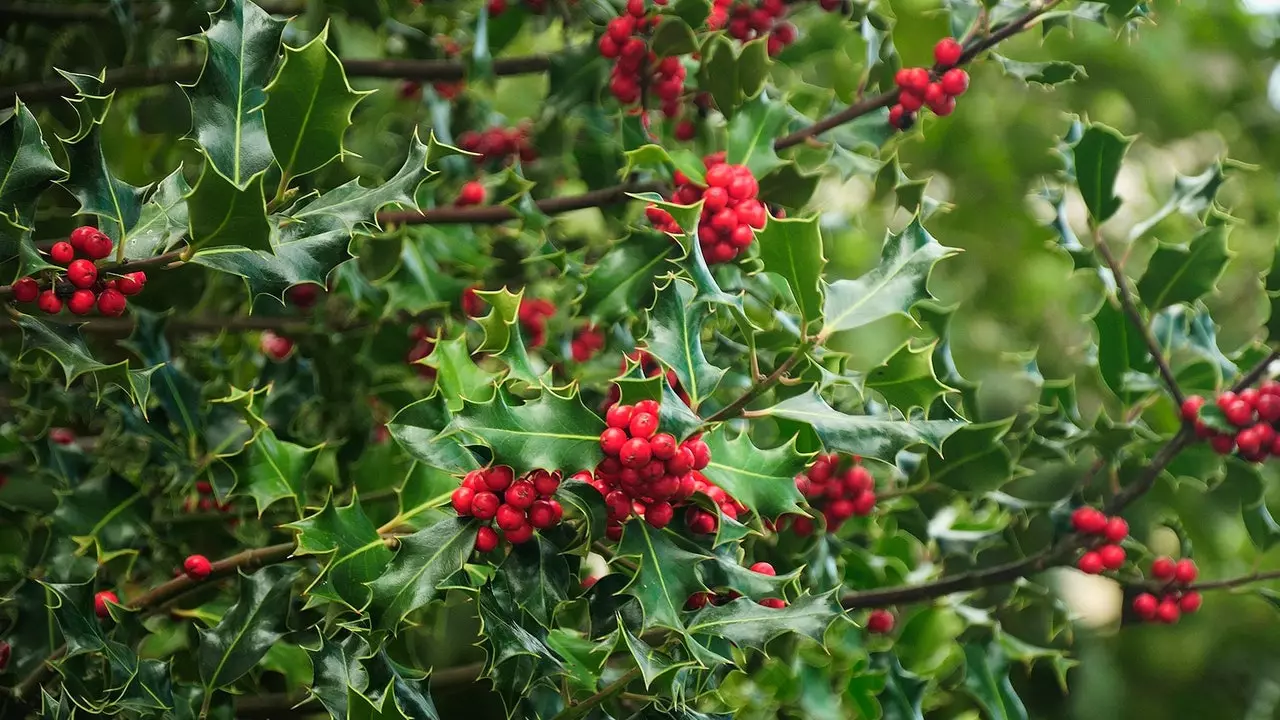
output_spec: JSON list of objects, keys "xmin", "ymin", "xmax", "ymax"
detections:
[
  {"xmin": 182, "ymin": 554, "xmax": 212, "ymax": 581},
  {"xmin": 866, "ymin": 609, "xmax": 895, "ymax": 634},
  {"xmin": 589, "ymin": 399, "xmax": 741, "ymax": 537},
  {"xmin": 888, "ymin": 38, "xmax": 970, "ymax": 131},
  {"xmin": 571, "ymin": 325, "xmax": 606, "ymax": 362},
  {"xmin": 785, "ymin": 454, "xmax": 876, "ymax": 535},
  {"xmin": 1070, "ymin": 507, "xmax": 1129, "ymax": 574},
  {"xmin": 708, "ymin": 0, "xmax": 797, "ymax": 56},
  {"xmin": 519, "ymin": 297, "xmax": 557, "ymax": 348},
  {"xmin": 182, "ymin": 480, "xmax": 230, "ymax": 514},
  {"xmin": 1132, "ymin": 557, "xmax": 1201, "ymax": 624},
  {"xmin": 599, "ymin": 1, "xmax": 688, "ymax": 117},
  {"xmin": 406, "ymin": 325, "xmax": 438, "ymax": 379},
  {"xmin": 604, "ymin": 350, "xmax": 690, "ymax": 409},
  {"xmin": 10, "ymin": 227, "xmax": 144, "ymax": 316},
  {"xmin": 455, "ymin": 180, "xmax": 488, "ymax": 207},
  {"xmin": 646, "ymin": 153, "xmax": 765, "ymax": 264},
  {"xmin": 458, "ymin": 124, "xmax": 537, "ymax": 165},
  {"xmin": 452, "ymin": 466, "xmax": 566, "ymax": 550},
  {"xmin": 1182, "ymin": 387, "xmax": 1280, "ymax": 460},
  {"xmin": 686, "ymin": 562, "xmax": 787, "ymax": 610},
  {"xmin": 260, "ymin": 331, "xmax": 295, "ymax": 362}
]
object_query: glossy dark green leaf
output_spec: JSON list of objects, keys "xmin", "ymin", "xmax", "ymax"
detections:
[
  {"xmin": 426, "ymin": 333, "xmax": 499, "ymax": 412},
  {"xmin": 579, "ymin": 231, "xmax": 675, "ymax": 324},
  {"xmin": 52, "ymin": 473, "xmax": 151, "ymax": 557},
  {"xmin": 961, "ymin": 642, "xmax": 1029, "ymax": 720},
  {"xmin": 241, "ymin": 427, "xmax": 321, "ymax": 517},
  {"xmin": 366, "ymin": 517, "xmax": 478, "ymax": 630},
  {"xmin": 186, "ymin": 162, "xmax": 271, "ymax": 252},
  {"xmin": 473, "ymin": 288, "xmax": 544, "ymax": 386},
  {"xmin": 916, "ymin": 419, "xmax": 1015, "ymax": 492},
  {"xmin": 699, "ymin": 35, "xmax": 739, "ymax": 116},
  {"xmin": 445, "ymin": 388, "xmax": 605, "ymax": 475},
  {"xmin": 618, "ymin": 619, "xmax": 691, "ymax": 688},
  {"xmin": 198, "ymin": 565, "xmax": 301, "ymax": 689},
  {"xmin": 123, "ymin": 167, "xmax": 191, "ymax": 259},
  {"xmin": 57, "ymin": 85, "xmax": 145, "ymax": 247},
  {"xmin": 15, "ymin": 312, "xmax": 156, "ymax": 407},
  {"xmin": 756, "ymin": 215, "xmax": 825, "ymax": 325},
  {"xmin": 1072, "ymin": 123, "xmax": 1132, "ymax": 225},
  {"xmin": 287, "ymin": 495, "xmax": 393, "ymax": 611},
  {"xmin": 644, "ymin": 279, "xmax": 727, "ymax": 407},
  {"xmin": 1094, "ymin": 299, "xmax": 1156, "ymax": 401},
  {"xmin": 306, "ymin": 632, "xmax": 371, "ymax": 719},
  {"xmin": 616, "ymin": 520, "xmax": 711, "ymax": 630},
  {"xmin": 700, "ymin": 429, "xmax": 808, "ymax": 519},
  {"xmin": 866, "ymin": 341, "xmax": 956, "ymax": 415},
  {"xmin": 366, "ymin": 650, "xmax": 443, "ymax": 720},
  {"xmin": 493, "ymin": 534, "xmax": 571, "ymax": 629},
  {"xmin": 1136, "ymin": 225, "xmax": 1231, "ymax": 310},
  {"xmin": 388, "ymin": 391, "xmax": 481, "ymax": 474},
  {"xmin": 348, "ymin": 684, "xmax": 413, "ymax": 720},
  {"xmin": 684, "ymin": 593, "xmax": 838, "ymax": 648},
  {"xmin": 726, "ymin": 95, "xmax": 789, "ymax": 178},
  {"xmin": 0, "ymin": 100, "xmax": 65, "ymax": 258}
]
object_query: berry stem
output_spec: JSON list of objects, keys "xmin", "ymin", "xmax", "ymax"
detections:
[
  {"xmin": 702, "ymin": 342, "xmax": 810, "ymax": 428},
  {"xmin": 0, "ymin": 249, "xmax": 184, "ymax": 300},
  {"xmin": 549, "ymin": 666, "xmax": 643, "ymax": 720}
]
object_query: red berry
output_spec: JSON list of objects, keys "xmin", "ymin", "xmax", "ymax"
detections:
[
  {"xmin": 1180, "ymin": 395, "xmax": 1206, "ymax": 422},
  {"xmin": 183, "ymin": 554, "xmax": 212, "ymax": 580},
  {"xmin": 1178, "ymin": 591, "xmax": 1202, "ymax": 614},
  {"xmin": 505, "ymin": 521, "xmax": 535, "ymax": 544},
  {"xmin": 627, "ymin": 0, "xmax": 646, "ymax": 18},
  {"xmin": 1209, "ymin": 434, "xmax": 1235, "ymax": 455},
  {"xmin": 1132, "ymin": 593, "xmax": 1159, "ymax": 620},
  {"xmin": 685, "ymin": 591, "xmax": 711, "ymax": 610},
  {"xmin": 475, "ymin": 526, "xmax": 500, "ymax": 552},
  {"xmin": 1103, "ymin": 517, "xmax": 1129, "ymax": 542},
  {"xmin": 629, "ymin": 412, "xmax": 659, "ymax": 439},
  {"xmin": 1155, "ymin": 600, "xmax": 1181, "ymax": 624},
  {"xmin": 928, "ymin": 93, "xmax": 956, "ymax": 117},
  {"xmin": 674, "ymin": 120, "xmax": 696, "ymax": 141},
  {"xmin": 1237, "ymin": 427, "xmax": 1263, "ymax": 456},
  {"xmin": 601, "ymin": 427, "xmax": 628, "ymax": 455},
  {"xmin": 67, "ymin": 258, "xmax": 97, "ymax": 289},
  {"xmin": 1173, "ymin": 559, "xmax": 1198, "ymax": 584},
  {"xmin": 620, "ymin": 437, "xmax": 653, "ymax": 468},
  {"xmin": 851, "ymin": 490, "xmax": 876, "ymax": 516},
  {"xmin": 260, "ymin": 331, "xmax": 293, "ymax": 361},
  {"xmin": 456, "ymin": 181, "xmax": 487, "ymax": 207},
  {"xmin": 49, "ymin": 241, "xmax": 75, "ymax": 265},
  {"xmin": 94, "ymin": 590, "xmax": 118, "ymax": 619},
  {"xmin": 451, "ymin": 486, "xmax": 476, "ymax": 515},
  {"xmin": 97, "ymin": 288, "xmax": 127, "ymax": 317},
  {"xmin": 759, "ymin": 598, "xmax": 787, "ymax": 609},
  {"xmin": 116, "ymin": 271, "xmax": 146, "ymax": 296},
  {"xmin": 645, "ymin": 501, "xmax": 674, "ymax": 528},
  {"xmin": 649, "ymin": 433, "xmax": 677, "ymax": 460},
  {"xmin": 934, "ymin": 37, "xmax": 963, "ymax": 67},
  {"xmin": 69, "ymin": 226, "xmax": 99, "ymax": 253},
  {"xmin": 606, "ymin": 404, "xmax": 634, "ymax": 429},
  {"xmin": 1098, "ymin": 544, "xmax": 1126, "ymax": 570},
  {"xmin": 528, "ymin": 500, "xmax": 557, "ymax": 529},
  {"xmin": 635, "ymin": 399, "xmax": 660, "ymax": 416},
  {"xmin": 687, "ymin": 508, "xmax": 716, "ymax": 534},
  {"xmin": 888, "ymin": 104, "xmax": 913, "ymax": 131},
  {"xmin": 1259, "ymin": 394, "xmax": 1280, "ymax": 423},
  {"xmin": 496, "ymin": 504, "xmax": 527, "ymax": 531},
  {"xmin": 1071, "ymin": 507, "xmax": 1108, "ymax": 535},
  {"xmin": 1226, "ymin": 400, "xmax": 1254, "ymax": 427},
  {"xmin": 1077, "ymin": 551, "xmax": 1104, "ymax": 574},
  {"xmin": 605, "ymin": 490, "xmax": 632, "ymax": 521},
  {"xmin": 67, "ymin": 289, "xmax": 96, "ymax": 315},
  {"xmin": 705, "ymin": 164, "xmax": 734, "ymax": 188},
  {"xmin": 750, "ymin": 562, "xmax": 776, "ymax": 576},
  {"xmin": 940, "ymin": 68, "xmax": 969, "ymax": 96},
  {"xmin": 12, "ymin": 277, "xmax": 39, "ymax": 303},
  {"xmin": 902, "ymin": 67, "xmax": 930, "ymax": 94},
  {"xmin": 505, "ymin": 480, "xmax": 538, "ymax": 509},
  {"xmin": 471, "ymin": 491, "xmax": 500, "ymax": 520},
  {"xmin": 866, "ymin": 609, "xmax": 895, "ymax": 634},
  {"xmin": 532, "ymin": 470, "xmax": 560, "ymax": 496},
  {"xmin": 82, "ymin": 231, "xmax": 113, "ymax": 260},
  {"xmin": 1151, "ymin": 557, "xmax": 1176, "ymax": 580},
  {"xmin": 898, "ymin": 90, "xmax": 924, "ymax": 112}
]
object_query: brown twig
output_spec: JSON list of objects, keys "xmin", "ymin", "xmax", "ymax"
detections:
[
  {"xmin": 376, "ymin": 181, "xmax": 664, "ymax": 226},
  {"xmin": 550, "ymin": 667, "xmax": 642, "ymax": 720},
  {"xmin": 701, "ymin": 344, "xmax": 808, "ymax": 427},
  {"xmin": 0, "ymin": 249, "xmax": 185, "ymax": 300}
]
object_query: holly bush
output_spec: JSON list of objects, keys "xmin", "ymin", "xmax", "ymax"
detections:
[{"xmin": 1, "ymin": 0, "xmax": 1277, "ymax": 718}]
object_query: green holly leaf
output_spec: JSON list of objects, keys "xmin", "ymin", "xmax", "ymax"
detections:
[
  {"xmin": 183, "ymin": 0, "xmax": 286, "ymax": 188},
  {"xmin": 1094, "ymin": 300, "xmax": 1156, "ymax": 401},
  {"xmin": 1072, "ymin": 123, "xmax": 1132, "ymax": 225},
  {"xmin": 915, "ymin": 419, "xmax": 1015, "ymax": 492},
  {"xmin": 699, "ymin": 35, "xmax": 740, "ymax": 116},
  {"xmin": 578, "ymin": 230, "xmax": 675, "ymax": 324},
  {"xmin": 651, "ymin": 17, "xmax": 699, "ymax": 56},
  {"xmin": 992, "ymin": 54, "xmax": 1086, "ymax": 87},
  {"xmin": 198, "ymin": 565, "xmax": 301, "ymax": 690},
  {"xmin": 186, "ymin": 161, "xmax": 271, "ymax": 252},
  {"xmin": 750, "ymin": 388, "xmax": 963, "ymax": 463},
  {"xmin": 1129, "ymin": 161, "xmax": 1228, "ymax": 240},
  {"xmin": 1136, "ymin": 224, "xmax": 1231, "ymax": 311},
  {"xmin": 671, "ymin": 0, "xmax": 712, "ymax": 27},
  {"xmin": 557, "ymin": 479, "xmax": 609, "ymax": 552},
  {"xmin": 241, "ymin": 427, "xmax": 322, "ymax": 518},
  {"xmin": 52, "ymin": 474, "xmax": 152, "ymax": 558},
  {"xmin": 613, "ymin": 360, "xmax": 703, "ymax": 441},
  {"xmin": 444, "ymin": 388, "xmax": 604, "ymax": 475},
  {"xmin": 121, "ymin": 308, "xmax": 203, "ymax": 440},
  {"xmin": 56, "ymin": 82, "xmax": 146, "ymax": 247},
  {"xmin": 40, "ymin": 687, "xmax": 75, "ymax": 720},
  {"xmin": 756, "ymin": 215, "xmax": 826, "ymax": 326},
  {"xmin": 388, "ymin": 391, "xmax": 481, "ymax": 474},
  {"xmin": 644, "ymin": 279, "xmax": 728, "ymax": 408},
  {"xmin": 43, "ymin": 581, "xmax": 137, "ymax": 666},
  {"xmin": 699, "ymin": 429, "xmax": 809, "ymax": 520},
  {"xmin": 348, "ymin": 684, "xmax": 413, "ymax": 720},
  {"xmin": 961, "ymin": 642, "xmax": 1029, "ymax": 720},
  {"xmin": 473, "ymin": 288, "xmax": 544, "ymax": 386},
  {"xmin": 616, "ymin": 520, "xmax": 712, "ymax": 630},
  {"xmin": 426, "ymin": 333, "xmax": 500, "ymax": 412},
  {"xmin": 124, "ymin": 167, "xmax": 191, "ymax": 260},
  {"xmin": 305, "ymin": 633, "xmax": 371, "ymax": 719},
  {"xmin": 546, "ymin": 629, "xmax": 612, "ymax": 696},
  {"xmin": 684, "ymin": 592, "xmax": 838, "ymax": 649},
  {"xmin": 757, "ymin": 162, "xmax": 821, "ymax": 211},
  {"xmin": 493, "ymin": 534, "xmax": 571, "ymax": 629},
  {"xmin": 726, "ymin": 95, "xmax": 790, "ymax": 178},
  {"xmin": 365, "ymin": 651, "xmax": 442, "ymax": 720},
  {"xmin": 820, "ymin": 219, "xmax": 958, "ymax": 341},
  {"xmin": 866, "ymin": 341, "xmax": 956, "ymax": 415},
  {"xmin": 264, "ymin": 23, "xmax": 371, "ymax": 184},
  {"xmin": 738, "ymin": 38, "xmax": 770, "ymax": 100},
  {"xmin": 0, "ymin": 100, "xmax": 66, "ymax": 258},
  {"xmin": 697, "ymin": 550, "xmax": 800, "ymax": 602},
  {"xmin": 15, "ymin": 312, "xmax": 156, "ymax": 407},
  {"xmin": 54, "ymin": 69, "xmax": 111, "ymax": 142},
  {"xmin": 366, "ymin": 517, "xmax": 478, "ymax": 631},
  {"xmin": 287, "ymin": 494, "xmax": 393, "ymax": 611},
  {"xmin": 618, "ymin": 619, "xmax": 691, "ymax": 688}
]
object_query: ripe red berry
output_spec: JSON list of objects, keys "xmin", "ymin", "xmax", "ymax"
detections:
[
  {"xmin": 82, "ymin": 231, "xmax": 114, "ymax": 260},
  {"xmin": 1103, "ymin": 517, "xmax": 1129, "ymax": 542},
  {"xmin": 1155, "ymin": 600, "xmax": 1180, "ymax": 624},
  {"xmin": 456, "ymin": 181, "xmax": 487, "ymax": 207},
  {"xmin": 69, "ymin": 226, "xmax": 99, "ymax": 253},
  {"xmin": 759, "ymin": 597, "xmax": 787, "ymax": 609},
  {"xmin": 940, "ymin": 68, "xmax": 969, "ymax": 96},
  {"xmin": 1132, "ymin": 592, "xmax": 1159, "ymax": 620},
  {"xmin": 94, "ymin": 590, "xmax": 118, "ymax": 619},
  {"xmin": 1151, "ymin": 556, "xmax": 1176, "ymax": 580},
  {"xmin": 934, "ymin": 37, "xmax": 963, "ymax": 67},
  {"xmin": 685, "ymin": 591, "xmax": 711, "ymax": 610},
  {"xmin": 532, "ymin": 470, "xmax": 560, "ymax": 496},
  {"xmin": 260, "ymin": 331, "xmax": 294, "ymax": 360},
  {"xmin": 687, "ymin": 508, "xmax": 717, "ymax": 534},
  {"xmin": 1180, "ymin": 395, "xmax": 1206, "ymax": 422},
  {"xmin": 1070, "ymin": 507, "xmax": 1108, "ymax": 534},
  {"xmin": 97, "ymin": 288, "xmax": 127, "ymax": 317},
  {"xmin": 50, "ymin": 427, "xmax": 75, "ymax": 445},
  {"xmin": 116, "ymin": 271, "xmax": 146, "ymax": 296},
  {"xmin": 475, "ymin": 526, "xmax": 500, "ymax": 552},
  {"xmin": 1237, "ymin": 427, "xmax": 1263, "ymax": 456},
  {"xmin": 49, "ymin": 241, "xmax": 75, "ymax": 265},
  {"xmin": 645, "ymin": 501, "xmax": 674, "ymax": 528},
  {"xmin": 485, "ymin": 466, "xmax": 515, "ymax": 492},
  {"xmin": 67, "ymin": 258, "xmax": 98, "ymax": 289},
  {"xmin": 1178, "ymin": 591, "xmax": 1202, "ymax": 613},
  {"xmin": 928, "ymin": 93, "xmax": 956, "ymax": 117},
  {"xmin": 452, "ymin": 486, "xmax": 476, "ymax": 515},
  {"xmin": 619, "ymin": 437, "xmax": 653, "ymax": 468},
  {"xmin": 505, "ymin": 522, "xmax": 535, "ymax": 544},
  {"xmin": 496, "ymin": 504, "xmax": 527, "ymax": 531},
  {"xmin": 1077, "ymin": 551, "xmax": 1104, "ymax": 575},
  {"xmin": 1173, "ymin": 559, "xmax": 1198, "ymax": 584},
  {"xmin": 902, "ymin": 67, "xmax": 930, "ymax": 94},
  {"xmin": 635, "ymin": 399, "xmax": 660, "ymax": 416},
  {"xmin": 183, "ymin": 554, "xmax": 212, "ymax": 580},
  {"xmin": 606, "ymin": 404, "xmax": 634, "ymax": 429},
  {"xmin": 67, "ymin": 289, "xmax": 96, "ymax": 315},
  {"xmin": 528, "ymin": 500, "xmax": 557, "ymax": 529},
  {"xmin": 471, "ymin": 491, "xmax": 500, "ymax": 520},
  {"xmin": 505, "ymin": 481, "xmax": 538, "ymax": 509},
  {"xmin": 1098, "ymin": 544, "xmax": 1126, "ymax": 570},
  {"xmin": 12, "ymin": 277, "xmax": 39, "ymax": 303},
  {"xmin": 750, "ymin": 561, "xmax": 776, "ymax": 576},
  {"xmin": 866, "ymin": 609, "xmax": 895, "ymax": 634},
  {"xmin": 600, "ymin": 427, "xmax": 628, "ymax": 455},
  {"xmin": 1209, "ymin": 434, "xmax": 1235, "ymax": 455},
  {"xmin": 1226, "ymin": 400, "xmax": 1254, "ymax": 427},
  {"xmin": 629, "ymin": 412, "xmax": 658, "ymax": 439}
]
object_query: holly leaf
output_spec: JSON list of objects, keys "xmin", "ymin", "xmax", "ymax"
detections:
[
  {"xmin": 651, "ymin": 17, "xmax": 699, "ymax": 56},
  {"xmin": 473, "ymin": 288, "xmax": 544, "ymax": 386},
  {"xmin": 820, "ymin": 219, "xmax": 958, "ymax": 340},
  {"xmin": 186, "ymin": 161, "xmax": 271, "ymax": 252},
  {"xmin": 962, "ymin": 642, "xmax": 1029, "ymax": 720},
  {"xmin": 183, "ymin": 0, "xmax": 286, "ymax": 188},
  {"xmin": 241, "ymin": 427, "xmax": 322, "ymax": 518},
  {"xmin": 15, "ymin": 312, "xmax": 156, "ymax": 407},
  {"xmin": 616, "ymin": 520, "xmax": 712, "ymax": 631},
  {"xmin": 751, "ymin": 388, "xmax": 963, "ymax": 463},
  {"xmin": 699, "ymin": 429, "xmax": 809, "ymax": 520},
  {"xmin": 52, "ymin": 474, "xmax": 152, "ymax": 558},
  {"xmin": 613, "ymin": 360, "xmax": 703, "ymax": 441},
  {"xmin": 1072, "ymin": 123, "xmax": 1132, "ymax": 225},
  {"xmin": 698, "ymin": 551, "xmax": 800, "ymax": 602},
  {"xmin": 756, "ymin": 215, "xmax": 826, "ymax": 326},
  {"xmin": 0, "ymin": 100, "xmax": 66, "ymax": 258},
  {"xmin": 1136, "ymin": 224, "xmax": 1231, "ymax": 311},
  {"xmin": 56, "ymin": 82, "xmax": 146, "ymax": 246},
  {"xmin": 578, "ymin": 230, "xmax": 675, "ymax": 324},
  {"xmin": 388, "ymin": 392, "xmax": 481, "ymax": 474},
  {"xmin": 264, "ymin": 23, "xmax": 371, "ymax": 182},
  {"xmin": 287, "ymin": 494, "xmax": 393, "ymax": 611},
  {"xmin": 493, "ymin": 534, "xmax": 571, "ymax": 629},
  {"xmin": 365, "ymin": 651, "xmax": 442, "ymax": 720},
  {"xmin": 644, "ymin": 279, "xmax": 728, "ymax": 408},
  {"xmin": 348, "ymin": 684, "xmax": 413, "ymax": 720},
  {"xmin": 916, "ymin": 419, "xmax": 1016, "ymax": 492},
  {"xmin": 684, "ymin": 592, "xmax": 838, "ymax": 649},
  {"xmin": 992, "ymin": 54, "xmax": 1086, "ymax": 87},
  {"xmin": 618, "ymin": 619, "xmax": 691, "ymax": 688},
  {"xmin": 426, "ymin": 333, "xmax": 500, "ymax": 412},
  {"xmin": 198, "ymin": 565, "xmax": 301, "ymax": 690},
  {"xmin": 305, "ymin": 633, "xmax": 371, "ymax": 719},
  {"xmin": 726, "ymin": 95, "xmax": 790, "ymax": 178},
  {"xmin": 365, "ymin": 517, "xmax": 478, "ymax": 631},
  {"xmin": 444, "ymin": 388, "xmax": 605, "ymax": 475},
  {"xmin": 866, "ymin": 341, "xmax": 956, "ymax": 415},
  {"xmin": 124, "ymin": 167, "xmax": 191, "ymax": 260},
  {"xmin": 1094, "ymin": 299, "xmax": 1156, "ymax": 401},
  {"xmin": 1129, "ymin": 161, "xmax": 1228, "ymax": 240}
]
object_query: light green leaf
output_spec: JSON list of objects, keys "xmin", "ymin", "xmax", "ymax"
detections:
[
  {"xmin": 756, "ymin": 215, "xmax": 826, "ymax": 325},
  {"xmin": 365, "ymin": 517, "xmax": 477, "ymax": 631},
  {"xmin": 685, "ymin": 593, "xmax": 838, "ymax": 648},
  {"xmin": 726, "ymin": 95, "xmax": 789, "ymax": 178},
  {"xmin": 651, "ymin": 18, "xmax": 699, "ymax": 56},
  {"xmin": 700, "ymin": 429, "xmax": 809, "ymax": 519},
  {"xmin": 992, "ymin": 54, "xmax": 1087, "ymax": 87},
  {"xmin": 473, "ymin": 288, "xmax": 544, "ymax": 386},
  {"xmin": 426, "ymin": 333, "xmax": 500, "ymax": 412},
  {"xmin": 198, "ymin": 565, "xmax": 301, "ymax": 689},
  {"xmin": 866, "ymin": 341, "xmax": 956, "ymax": 414}
]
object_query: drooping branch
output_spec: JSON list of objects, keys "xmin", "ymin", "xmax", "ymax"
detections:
[{"xmin": 0, "ymin": 249, "xmax": 186, "ymax": 300}]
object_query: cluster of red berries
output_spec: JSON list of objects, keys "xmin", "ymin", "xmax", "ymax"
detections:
[
  {"xmin": 452, "ymin": 466, "xmax": 565, "ymax": 550},
  {"xmin": 589, "ymin": 400, "xmax": 742, "ymax": 537},
  {"xmin": 599, "ymin": 1, "xmax": 688, "ymax": 117},
  {"xmin": 518, "ymin": 296, "xmax": 557, "ymax": 348},
  {"xmin": 10, "ymin": 227, "xmax": 145, "ymax": 316},
  {"xmin": 406, "ymin": 325, "xmax": 438, "ymax": 379},
  {"xmin": 1132, "ymin": 557, "xmax": 1201, "ymax": 624},
  {"xmin": 1182, "ymin": 386, "xmax": 1280, "ymax": 460},
  {"xmin": 571, "ymin": 325, "xmax": 606, "ymax": 362},
  {"xmin": 783, "ymin": 454, "xmax": 877, "ymax": 535},
  {"xmin": 1071, "ymin": 507, "xmax": 1129, "ymax": 574},
  {"xmin": 646, "ymin": 152, "xmax": 765, "ymax": 264},
  {"xmin": 707, "ymin": 0, "xmax": 797, "ymax": 56},
  {"xmin": 455, "ymin": 181, "xmax": 488, "ymax": 207},
  {"xmin": 458, "ymin": 124, "xmax": 537, "ymax": 165},
  {"xmin": 686, "ymin": 562, "xmax": 787, "ymax": 610},
  {"xmin": 888, "ymin": 38, "xmax": 970, "ymax": 131},
  {"xmin": 398, "ymin": 38, "xmax": 466, "ymax": 101},
  {"xmin": 260, "ymin": 331, "xmax": 295, "ymax": 362}
]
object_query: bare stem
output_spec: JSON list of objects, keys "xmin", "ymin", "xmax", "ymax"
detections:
[
  {"xmin": 549, "ymin": 667, "xmax": 642, "ymax": 720},
  {"xmin": 700, "ymin": 344, "xmax": 808, "ymax": 427}
]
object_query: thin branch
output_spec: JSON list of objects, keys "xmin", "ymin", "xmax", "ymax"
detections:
[
  {"xmin": 0, "ymin": 0, "xmax": 302, "ymax": 23},
  {"xmin": 376, "ymin": 180, "xmax": 664, "ymax": 226},
  {"xmin": 233, "ymin": 661, "xmax": 486, "ymax": 717},
  {"xmin": 0, "ymin": 315, "xmax": 323, "ymax": 335},
  {"xmin": 701, "ymin": 344, "xmax": 808, "ymax": 427},
  {"xmin": 550, "ymin": 667, "xmax": 642, "ymax": 720},
  {"xmin": 1183, "ymin": 568, "xmax": 1280, "ymax": 592},
  {"xmin": 1092, "ymin": 233, "xmax": 1186, "ymax": 407},
  {"xmin": 0, "ymin": 249, "xmax": 185, "ymax": 300},
  {"xmin": 1230, "ymin": 349, "xmax": 1280, "ymax": 393}
]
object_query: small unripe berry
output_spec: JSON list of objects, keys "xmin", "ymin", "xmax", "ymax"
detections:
[
  {"xmin": 1132, "ymin": 592, "xmax": 1159, "ymax": 620},
  {"xmin": 934, "ymin": 37, "xmax": 963, "ymax": 67},
  {"xmin": 67, "ymin": 258, "xmax": 98, "ymax": 289},
  {"xmin": 1077, "ymin": 551, "xmax": 1104, "ymax": 575},
  {"xmin": 94, "ymin": 590, "xmax": 118, "ymax": 619},
  {"xmin": 866, "ymin": 609, "xmax": 895, "ymax": 634},
  {"xmin": 67, "ymin": 289, "xmax": 96, "ymax": 315},
  {"xmin": 1151, "ymin": 556, "xmax": 1176, "ymax": 580},
  {"xmin": 452, "ymin": 486, "xmax": 476, "ymax": 515},
  {"xmin": 97, "ymin": 288, "xmax": 127, "ymax": 317},
  {"xmin": 1178, "ymin": 591, "xmax": 1202, "ymax": 614},
  {"xmin": 49, "ymin": 241, "xmax": 75, "ymax": 265},
  {"xmin": 1173, "ymin": 559, "xmax": 1198, "ymax": 584},
  {"xmin": 475, "ymin": 526, "xmax": 500, "ymax": 552},
  {"xmin": 750, "ymin": 562, "xmax": 776, "ymax": 576},
  {"xmin": 471, "ymin": 491, "xmax": 500, "ymax": 520},
  {"xmin": 1103, "ymin": 517, "xmax": 1129, "ymax": 542},
  {"xmin": 12, "ymin": 277, "xmax": 39, "ymax": 302},
  {"xmin": 940, "ymin": 68, "xmax": 969, "ymax": 96},
  {"xmin": 183, "ymin": 554, "xmax": 212, "ymax": 580}
]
